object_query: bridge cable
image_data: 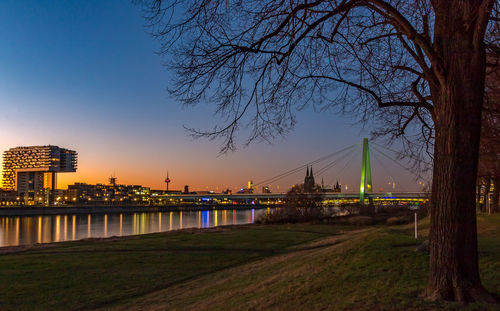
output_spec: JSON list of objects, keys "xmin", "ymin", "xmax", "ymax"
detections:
[
  {"xmin": 254, "ymin": 144, "xmax": 358, "ymax": 187},
  {"xmin": 371, "ymin": 148, "xmax": 414, "ymax": 191},
  {"xmin": 371, "ymin": 145, "xmax": 420, "ymax": 182},
  {"xmin": 332, "ymin": 146, "xmax": 361, "ymax": 190},
  {"xmin": 371, "ymin": 142, "xmax": 430, "ymax": 165},
  {"xmin": 373, "ymin": 146, "xmax": 416, "ymax": 176},
  {"xmin": 370, "ymin": 149, "xmax": 398, "ymax": 191},
  {"xmin": 253, "ymin": 143, "xmax": 359, "ymax": 187},
  {"xmin": 315, "ymin": 145, "xmax": 360, "ymax": 177}
]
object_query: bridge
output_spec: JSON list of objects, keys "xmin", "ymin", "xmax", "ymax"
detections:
[
  {"xmin": 157, "ymin": 138, "xmax": 428, "ymax": 206},
  {"xmin": 154, "ymin": 192, "xmax": 427, "ymax": 206}
]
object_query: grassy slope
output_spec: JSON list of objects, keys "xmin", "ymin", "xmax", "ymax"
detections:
[
  {"xmin": 0, "ymin": 224, "xmax": 353, "ymax": 310},
  {"xmin": 107, "ymin": 215, "xmax": 500, "ymax": 311},
  {"xmin": 0, "ymin": 215, "xmax": 499, "ymax": 311}
]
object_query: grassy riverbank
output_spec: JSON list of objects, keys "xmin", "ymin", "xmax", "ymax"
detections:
[{"xmin": 0, "ymin": 215, "xmax": 499, "ymax": 310}]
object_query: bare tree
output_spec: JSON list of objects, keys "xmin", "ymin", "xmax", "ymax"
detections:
[{"xmin": 139, "ymin": 0, "xmax": 499, "ymax": 303}]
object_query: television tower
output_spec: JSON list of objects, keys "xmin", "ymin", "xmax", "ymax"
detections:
[{"xmin": 165, "ymin": 171, "xmax": 171, "ymax": 191}]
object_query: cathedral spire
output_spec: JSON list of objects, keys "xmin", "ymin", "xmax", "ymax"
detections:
[{"xmin": 310, "ymin": 166, "xmax": 315, "ymax": 187}]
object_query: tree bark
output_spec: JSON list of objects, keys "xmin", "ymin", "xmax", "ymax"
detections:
[{"xmin": 425, "ymin": 2, "xmax": 496, "ymax": 303}]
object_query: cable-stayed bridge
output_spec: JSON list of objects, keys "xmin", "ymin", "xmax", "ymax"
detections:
[{"xmin": 158, "ymin": 139, "xmax": 429, "ymax": 206}]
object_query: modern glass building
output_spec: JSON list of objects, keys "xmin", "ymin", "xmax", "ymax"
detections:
[{"xmin": 2, "ymin": 146, "xmax": 77, "ymax": 199}]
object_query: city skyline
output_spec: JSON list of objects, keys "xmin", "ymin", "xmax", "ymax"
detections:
[
  {"xmin": 0, "ymin": 139, "xmax": 424, "ymax": 193},
  {"xmin": 0, "ymin": 1, "xmax": 423, "ymax": 192},
  {"xmin": 0, "ymin": 1, "xmax": 495, "ymax": 308}
]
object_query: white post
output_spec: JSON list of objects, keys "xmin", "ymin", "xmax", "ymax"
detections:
[{"xmin": 414, "ymin": 212, "xmax": 418, "ymax": 239}]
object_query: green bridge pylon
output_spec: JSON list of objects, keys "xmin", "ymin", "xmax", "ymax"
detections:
[{"xmin": 360, "ymin": 138, "xmax": 373, "ymax": 204}]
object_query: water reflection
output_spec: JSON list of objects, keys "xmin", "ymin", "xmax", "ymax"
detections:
[{"xmin": 0, "ymin": 208, "xmax": 265, "ymax": 247}]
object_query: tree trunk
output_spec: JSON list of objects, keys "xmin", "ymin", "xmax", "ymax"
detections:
[
  {"xmin": 491, "ymin": 177, "xmax": 500, "ymax": 214},
  {"xmin": 425, "ymin": 2, "xmax": 496, "ymax": 303}
]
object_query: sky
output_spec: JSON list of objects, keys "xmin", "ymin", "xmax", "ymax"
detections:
[{"xmin": 0, "ymin": 1, "xmax": 424, "ymax": 193}]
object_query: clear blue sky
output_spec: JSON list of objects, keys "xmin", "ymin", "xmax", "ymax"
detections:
[{"xmin": 0, "ymin": 0, "xmax": 423, "ymax": 192}]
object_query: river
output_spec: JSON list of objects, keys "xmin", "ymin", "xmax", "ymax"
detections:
[{"xmin": 0, "ymin": 208, "xmax": 267, "ymax": 247}]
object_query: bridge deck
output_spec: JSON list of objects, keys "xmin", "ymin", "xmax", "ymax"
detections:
[{"xmin": 155, "ymin": 192, "xmax": 428, "ymax": 201}]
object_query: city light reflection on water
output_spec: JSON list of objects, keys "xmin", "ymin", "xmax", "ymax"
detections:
[{"xmin": 0, "ymin": 208, "xmax": 265, "ymax": 247}]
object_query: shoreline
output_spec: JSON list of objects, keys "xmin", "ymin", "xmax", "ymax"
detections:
[
  {"xmin": 0, "ymin": 224, "xmax": 245, "ymax": 255},
  {"xmin": 0, "ymin": 204, "xmax": 269, "ymax": 217}
]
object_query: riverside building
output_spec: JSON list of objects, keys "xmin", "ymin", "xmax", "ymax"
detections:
[
  {"xmin": 65, "ymin": 182, "xmax": 151, "ymax": 204},
  {"xmin": 2, "ymin": 145, "xmax": 77, "ymax": 203}
]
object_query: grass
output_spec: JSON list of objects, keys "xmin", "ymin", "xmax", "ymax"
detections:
[{"xmin": 0, "ymin": 215, "xmax": 499, "ymax": 310}]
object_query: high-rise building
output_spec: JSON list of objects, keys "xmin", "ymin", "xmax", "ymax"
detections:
[
  {"xmin": 2, "ymin": 146, "xmax": 77, "ymax": 200},
  {"xmin": 109, "ymin": 175, "xmax": 117, "ymax": 187}
]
